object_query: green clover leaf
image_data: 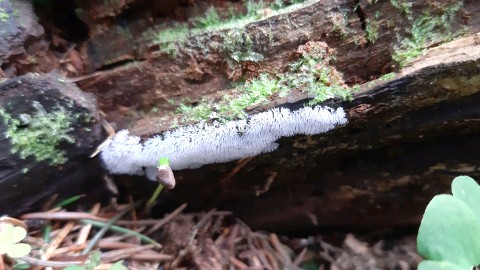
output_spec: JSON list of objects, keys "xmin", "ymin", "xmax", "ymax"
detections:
[{"xmin": 0, "ymin": 223, "xmax": 31, "ymax": 258}]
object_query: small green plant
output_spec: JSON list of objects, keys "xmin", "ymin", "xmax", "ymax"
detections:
[
  {"xmin": 417, "ymin": 176, "xmax": 480, "ymax": 269},
  {"xmin": 0, "ymin": 101, "xmax": 76, "ymax": 165},
  {"xmin": 245, "ymin": 0, "xmax": 265, "ymax": 18},
  {"xmin": 0, "ymin": 222, "xmax": 31, "ymax": 258},
  {"xmin": 173, "ymin": 42, "xmax": 352, "ymax": 124},
  {"xmin": 329, "ymin": 11, "xmax": 350, "ymax": 39},
  {"xmin": 0, "ymin": 10, "xmax": 9, "ymax": 22},
  {"xmin": 193, "ymin": 6, "xmax": 222, "ymax": 29},
  {"xmin": 390, "ymin": 0, "xmax": 412, "ymax": 17},
  {"xmin": 365, "ymin": 11, "xmax": 380, "ymax": 43},
  {"xmin": 176, "ymin": 98, "xmax": 215, "ymax": 122},
  {"xmin": 221, "ymin": 29, "xmax": 264, "ymax": 66},
  {"xmin": 218, "ymin": 74, "xmax": 280, "ymax": 119},
  {"xmin": 156, "ymin": 157, "xmax": 175, "ymax": 189},
  {"xmin": 393, "ymin": 3, "xmax": 463, "ymax": 67},
  {"xmin": 379, "ymin": 72, "xmax": 396, "ymax": 80},
  {"xmin": 153, "ymin": 25, "xmax": 189, "ymax": 57},
  {"xmin": 279, "ymin": 42, "xmax": 352, "ymax": 104}
]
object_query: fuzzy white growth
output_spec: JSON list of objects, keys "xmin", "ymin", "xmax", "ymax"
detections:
[{"xmin": 101, "ymin": 106, "xmax": 347, "ymax": 180}]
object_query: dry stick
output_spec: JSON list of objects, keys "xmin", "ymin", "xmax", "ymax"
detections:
[
  {"xmin": 269, "ymin": 233, "xmax": 295, "ymax": 268},
  {"xmin": 129, "ymin": 253, "xmax": 174, "ymax": 261},
  {"xmin": 263, "ymin": 248, "xmax": 280, "ymax": 270},
  {"xmin": 220, "ymin": 157, "xmax": 254, "ymax": 187},
  {"xmin": 53, "ymin": 243, "xmax": 87, "ymax": 255},
  {"xmin": 23, "ymin": 211, "xmax": 231, "ymax": 225},
  {"xmin": 80, "ymin": 220, "xmax": 159, "ymax": 247},
  {"xmin": 19, "ymin": 256, "xmax": 83, "ymax": 267},
  {"xmin": 227, "ymin": 224, "xmax": 239, "ymax": 260},
  {"xmin": 97, "ymin": 241, "xmax": 142, "ymax": 249},
  {"xmin": 293, "ymin": 247, "xmax": 308, "ymax": 266},
  {"xmin": 23, "ymin": 212, "xmax": 172, "ymax": 226},
  {"xmin": 170, "ymin": 212, "xmax": 206, "ymax": 269},
  {"xmin": 100, "ymin": 244, "xmax": 155, "ymax": 263},
  {"xmin": 229, "ymin": 256, "xmax": 248, "ymax": 269},
  {"xmin": 145, "ymin": 203, "xmax": 187, "ymax": 235},
  {"xmin": 254, "ymin": 236, "xmax": 279, "ymax": 270},
  {"xmin": 44, "ymin": 221, "xmax": 76, "ymax": 259},
  {"xmin": 99, "ymin": 227, "xmax": 149, "ymax": 244},
  {"xmin": 254, "ymin": 250, "xmax": 272, "ymax": 270},
  {"xmin": 48, "ymin": 225, "xmax": 82, "ymax": 239},
  {"xmin": 90, "ymin": 116, "xmax": 116, "ymax": 158},
  {"xmin": 82, "ymin": 201, "xmax": 141, "ymax": 255},
  {"xmin": 76, "ymin": 203, "xmax": 101, "ymax": 245}
]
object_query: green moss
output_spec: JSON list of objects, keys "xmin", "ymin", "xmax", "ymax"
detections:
[
  {"xmin": 379, "ymin": 72, "xmax": 396, "ymax": 80},
  {"xmin": 173, "ymin": 42, "xmax": 353, "ymax": 124},
  {"xmin": 193, "ymin": 6, "xmax": 223, "ymax": 29},
  {"xmin": 175, "ymin": 98, "xmax": 215, "ymax": 122},
  {"xmin": 175, "ymin": 74, "xmax": 280, "ymax": 122},
  {"xmin": 153, "ymin": 25, "xmax": 189, "ymax": 58},
  {"xmin": 279, "ymin": 42, "xmax": 352, "ymax": 105},
  {"xmin": 365, "ymin": 11, "xmax": 380, "ymax": 43},
  {"xmin": 390, "ymin": 0, "xmax": 412, "ymax": 19},
  {"xmin": 0, "ymin": 101, "xmax": 76, "ymax": 165},
  {"xmin": 329, "ymin": 10, "xmax": 350, "ymax": 39},
  {"xmin": 392, "ymin": 2, "xmax": 463, "ymax": 67},
  {"xmin": 221, "ymin": 29, "xmax": 264, "ymax": 66},
  {"xmin": 0, "ymin": 4, "xmax": 9, "ymax": 22},
  {"xmin": 150, "ymin": 0, "xmax": 310, "ymax": 58}
]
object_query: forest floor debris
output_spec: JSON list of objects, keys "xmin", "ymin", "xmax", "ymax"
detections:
[{"xmin": 0, "ymin": 197, "xmax": 421, "ymax": 269}]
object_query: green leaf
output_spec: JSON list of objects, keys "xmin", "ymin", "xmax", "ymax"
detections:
[
  {"xmin": 418, "ymin": 260, "xmax": 468, "ymax": 270},
  {"xmin": 7, "ymin": 243, "xmax": 31, "ymax": 258},
  {"xmin": 63, "ymin": 266, "xmax": 84, "ymax": 270},
  {"xmin": 12, "ymin": 260, "xmax": 31, "ymax": 270},
  {"xmin": 11, "ymin": 226, "xmax": 27, "ymax": 243},
  {"xmin": 0, "ymin": 223, "xmax": 14, "ymax": 254},
  {"xmin": 417, "ymin": 194, "xmax": 480, "ymax": 267},
  {"xmin": 54, "ymin": 194, "xmax": 85, "ymax": 208},
  {"xmin": 109, "ymin": 261, "xmax": 128, "ymax": 270},
  {"xmin": 451, "ymin": 175, "xmax": 480, "ymax": 221}
]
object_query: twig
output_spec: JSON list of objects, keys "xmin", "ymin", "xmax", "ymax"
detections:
[
  {"xmin": 145, "ymin": 203, "xmax": 187, "ymax": 235},
  {"xmin": 129, "ymin": 253, "xmax": 174, "ymax": 261},
  {"xmin": 82, "ymin": 202, "xmax": 141, "ymax": 255},
  {"xmin": 19, "ymin": 256, "xmax": 83, "ymax": 267},
  {"xmin": 229, "ymin": 256, "xmax": 248, "ymax": 269},
  {"xmin": 53, "ymin": 244, "xmax": 87, "ymax": 255},
  {"xmin": 44, "ymin": 221, "xmax": 76, "ymax": 259},
  {"xmin": 269, "ymin": 233, "xmax": 294, "ymax": 269},
  {"xmin": 293, "ymin": 247, "xmax": 307, "ymax": 266},
  {"xmin": 76, "ymin": 203, "xmax": 101, "ymax": 245},
  {"xmin": 100, "ymin": 244, "xmax": 155, "ymax": 263},
  {"xmin": 80, "ymin": 220, "xmax": 160, "ymax": 247},
  {"xmin": 220, "ymin": 157, "xmax": 254, "ymax": 188},
  {"xmin": 90, "ymin": 116, "xmax": 116, "ymax": 158}
]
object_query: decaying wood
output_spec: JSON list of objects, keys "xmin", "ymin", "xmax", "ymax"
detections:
[
  {"xmin": 76, "ymin": 0, "xmax": 480, "ymax": 130},
  {"xmin": 121, "ymin": 33, "xmax": 480, "ymax": 231}
]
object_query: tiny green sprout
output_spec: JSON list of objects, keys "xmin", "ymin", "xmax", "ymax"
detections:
[
  {"xmin": 157, "ymin": 157, "xmax": 176, "ymax": 189},
  {"xmin": 0, "ymin": 217, "xmax": 31, "ymax": 258},
  {"xmin": 158, "ymin": 157, "xmax": 170, "ymax": 167}
]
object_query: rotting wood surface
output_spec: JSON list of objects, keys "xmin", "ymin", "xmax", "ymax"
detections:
[
  {"xmin": 75, "ymin": 0, "xmax": 480, "ymax": 130},
  {"xmin": 117, "ymin": 33, "xmax": 480, "ymax": 231}
]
